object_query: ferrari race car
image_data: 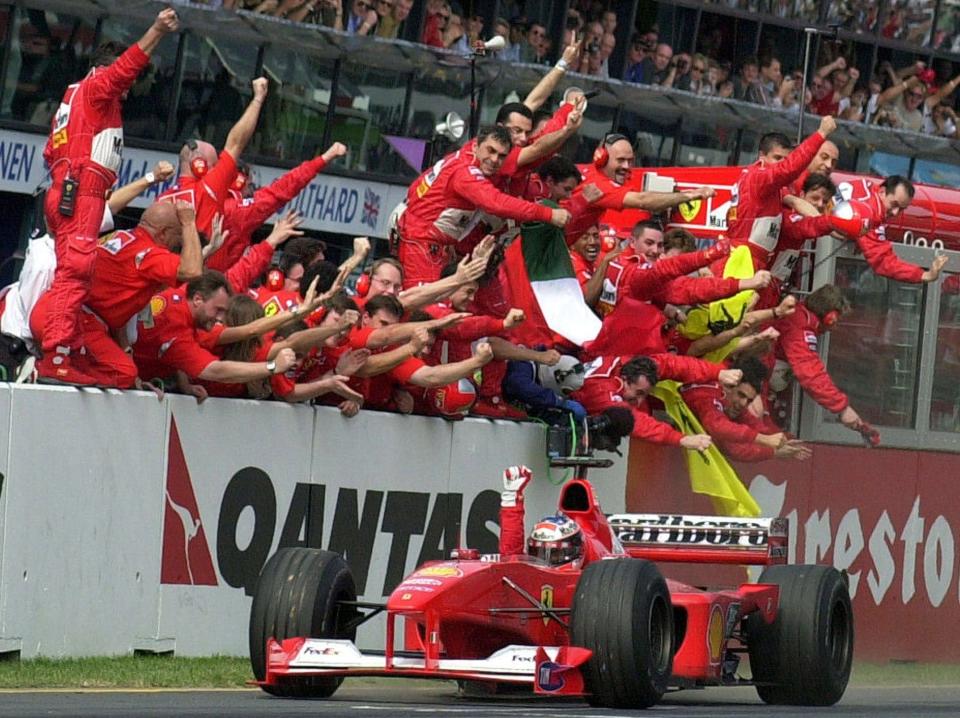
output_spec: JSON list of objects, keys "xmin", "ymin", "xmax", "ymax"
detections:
[{"xmin": 249, "ymin": 463, "xmax": 853, "ymax": 709}]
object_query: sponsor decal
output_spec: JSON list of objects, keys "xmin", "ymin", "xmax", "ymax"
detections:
[
  {"xmin": 150, "ymin": 295, "xmax": 167, "ymax": 317},
  {"xmin": 541, "ymin": 585, "xmax": 554, "ymax": 627},
  {"xmin": 707, "ymin": 604, "xmax": 724, "ymax": 664},
  {"xmin": 611, "ymin": 514, "xmax": 775, "ymax": 547},
  {"xmin": 678, "ymin": 198, "xmax": 701, "ymax": 223},
  {"xmin": 160, "ymin": 417, "xmax": 218, "ymax": 586},
  {"xmin": 537, "ymin": 662, "xmax": 565, "ymax": 692},
  {"xmin": 304, "ymin": 646, "xmax": 340, "ymax": 656},
  {"xmin": 416, "ymin": 565, "xmax": 463, "ymax": 578},
  {"xmin": 399, "ymin": 577, "xmax": 443, "ymax": 586}
]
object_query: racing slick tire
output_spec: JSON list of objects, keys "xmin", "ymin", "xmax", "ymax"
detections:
[
  {"xmin": 249, "ymin": 547, "xmax": 357, "ymax": 698},
  {"xmin": 570, "ymin": 558, "xmax": 673, "ymax": 708},
  {"xmin": 746, "ymin": 564, "xmax": 853, "ymax": 706}
]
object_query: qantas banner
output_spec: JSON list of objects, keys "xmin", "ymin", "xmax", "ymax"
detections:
[
  {"xmin": 0, "ymin": 386, "xmax": 625, "ymax": 658},
  {"xmin": 628, "ymin": 439, "xmax": 960, "ymax": 662}
]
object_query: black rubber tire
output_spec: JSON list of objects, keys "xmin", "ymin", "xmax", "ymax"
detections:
[
  {"xmin": 570, "ymin": 558, "xmax": 673, "ymax": 709},
  {"xmin": 249, "ymin": 547, "xmax": 357, "ymax": 698},
  {"xmin": 747, "ymin": 564, "xmax": 854, "ymax": 706}
]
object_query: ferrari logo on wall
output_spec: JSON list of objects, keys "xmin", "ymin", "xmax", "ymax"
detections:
[
  {"xmin": 541, "ymin": 585, "xmax": 554, "ymax": 626},
  {"xmin": 678, "ymin": 199, "xmax": 702, "ymax": 223}
]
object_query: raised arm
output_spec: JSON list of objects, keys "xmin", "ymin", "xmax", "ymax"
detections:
[
  {"xmin": 108, "ymin": 161, "xmax": 174, "ymax": 214},
  {"xmin": 223, "ymin": 77, "xmax": 269, "ymax": 160},
  {"xmin": 523, "ymin": 40, "xmax": 581, "ymax": 111}
]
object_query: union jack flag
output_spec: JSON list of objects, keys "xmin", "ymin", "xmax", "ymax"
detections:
[{"xmin": 361, "ymin": 188, "xmax": 380, "ymax": 229}]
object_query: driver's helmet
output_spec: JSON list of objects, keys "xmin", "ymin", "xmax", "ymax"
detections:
[{"xmin": 527, "ymin": 513, "xmax": 583, "ymax": 565}]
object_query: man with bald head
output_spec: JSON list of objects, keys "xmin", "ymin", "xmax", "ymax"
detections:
[
  {"xmin": 159, "ymin": 77, "xmax": 270, "ymax": 237},
  {"xmin": 31, "ymin": 200, "xmax": 202, "ymax": 388}
]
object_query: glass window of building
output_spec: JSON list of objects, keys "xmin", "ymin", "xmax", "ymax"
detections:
[
  {"xmin": 827, "ymin": 258, "xmax": 925, "ymax": 429},
  {"xmin": 878, "ymin": 0, "xmax": 935, "ymax": 46},
  {"xmin": 1, "ymin": 7, "xmax": 97, "ymax": 125},
  {"xmin": 825, "ymin": 0, "xmax": 881, "ymax": 35},
  {"xmin": 97, "ymin": 17, "xmax": 186, "ymax": 143},
  {"xmin": 930, "ymin": 281, "xmax": 960, "ymax": 432}
]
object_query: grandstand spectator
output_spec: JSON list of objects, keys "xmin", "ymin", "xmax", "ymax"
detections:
[
  {"xmin": 491, "ymin": 17, "xmax": 517, "ymax": 61},
  {"xmin": 623, "ymin": 35, "xmax": 649, "ymax": 81},
  {"xmin": 681, "ymin": 356, "xmax": 811, "ymax": 462},
  {"xmin": 627, "ymin": 42, "xmax": 674, "ymax": 85},
  {"xmin": 344, "ymin": 0, "xmax": 378, "ymax": 34},
  {"xmin": 443, "ymin": 13, "xmax": 464, "ymax": 50},
  {"xmin": 453, "ymin": 13, "xmax": 484, "ymax": 53},
  {"xmin": 872, "ymin": 69, "xmax": 953, "ymax": 132},
  {"xmin": 744, "ymin": 54, "xmax": 783, "ymax": 106},
  {"xmin": 396, "ymin": 125, "xmax": 570, "ymax": 288},
  {"xmin": 601, "ymin": 9, "xmax": 617, "ymax": 35},
  {"xmin": 676, "ymin": 54, "xmax": 714, "ymax": 95},
  {"xmin": 520, "ymin": 23, "xmax": 549, "ymax": 64},
  {"xmin": 732, "ymin": 56, "xmax": 759, "ymax": 100},
  {"xmin": 421, "ymin": 0, "xmax": 450, "ymax": 48},
  {"xmin": 927, "ymin": 103, "xmax": 960, "ymax": 138},
  {"xmin": 572, "ymin": 354, "xmax": 737, "ymax": 451},
  {"xmin": 38, "ymin": 7, "xmax": 179, "ymax": 386},
  {"xmin": 376, "ymin": 0, "xmax": 413, "ymax": 38},
  {"xmin": 597, "ymin": 33, "xmax": 616, "ymax": 79},
  {"xmin": 160, "ymin": 77, "xmax": 270, "ymax": 237},
  {"xmin": 133, "ymin": 271, "xmax": 298, "ymax": 386}
]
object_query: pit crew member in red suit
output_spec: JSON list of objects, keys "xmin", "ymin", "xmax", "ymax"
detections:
[
  {"xmin": 786, "ymin": 139, "xmax": 839, "ymax": 196},
  {"xmin": 39, "ymin": 7, "xmax": 180, "ymax": 384},
  {"xmin": 133, "ymin": 270, "xmax": 297, "ymax": 385},
  {"xmin": 765, "ymin": 284, "xmax": 876, "ymax": 442},
  {"xmin": 562, "ymin": 134, "xmax": 716, "ymax": 243},
  {"xmin": 396, "ymin": 125, "xmax": 570, "ymax": 288},
  {"xmin": 208, "ymin": 142, "xmax": 348, "ymax": 273},
  {"xmin": 718, "ymin": 116, "xmax": 837, "ymax": 280},
  {"xmin": 833, "ymin": 175, "xmax": 948, "ymax": 284},
  {"xmin": 159, "ymin": 77, "xmax": 270, "ymax": 237},
  {"xmin": 571, "ymin": 353, "xmax": 742, "ymax": 450},
  {"xmin": 31, "ymin": 201, "xmax": 201, "ymax": 388},
  {"xmin": 681, "ymin": 356, "xmax": 812, "ymax": 462}
]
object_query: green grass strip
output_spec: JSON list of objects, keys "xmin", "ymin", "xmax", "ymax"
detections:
[{"xmin": 0, "ymin": 656, "xmax": 958, "ymax": 690}]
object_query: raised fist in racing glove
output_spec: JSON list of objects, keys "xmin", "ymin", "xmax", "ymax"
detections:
[{"xmin": 501, "ymin": 465, "xmax": 533, "ymax": 507}]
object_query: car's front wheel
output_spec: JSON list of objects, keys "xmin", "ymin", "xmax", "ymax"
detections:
[
  {"xmin": 248, "ymin": 547, "xmax": 357, "ymax": 698},
  {"xmin": 570, "ymin": 558, "xmax": 673, "ymax": 708}
]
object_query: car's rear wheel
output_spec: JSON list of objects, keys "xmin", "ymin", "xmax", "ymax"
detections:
[
  {"xmin": 570, "ymin": 558, "xmax": 673, "ymax": 708},
  {"xmin": 249, "ymin": 547, "xmax": 357, "ymax": 698},
  {"xmin": 747, "ymin": 564, "xmax": 853, "ymax": 706}
]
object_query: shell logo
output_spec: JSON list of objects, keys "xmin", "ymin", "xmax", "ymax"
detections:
[
  {"xmin": 415, "ymin": 565, "xmax": 463, "ymax": 578},
  {"xmin": 150, "ymin": 295, "xmax": 167, "ymax": 317},
  {"xmin": 707, "ymin": 604, "xmax": 724, "ymax": 664}
]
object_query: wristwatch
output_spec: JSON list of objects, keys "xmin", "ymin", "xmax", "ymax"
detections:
[
  {"xmin": 266, "ymin": 359, "xmax": 277, "ymax": 375},
  {"xmin": 144, "ymin": 171, "xmax": 156, "ymax": 185}
]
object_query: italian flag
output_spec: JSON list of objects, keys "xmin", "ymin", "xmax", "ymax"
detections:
[{"xmin": 502, "ymin": 206, "xmax": 601, "ymax": 348}]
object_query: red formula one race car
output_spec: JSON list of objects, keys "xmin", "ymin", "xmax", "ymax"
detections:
[{"xmin": 249, "ymin": 457, "xmax": 854, "ymax": 709}]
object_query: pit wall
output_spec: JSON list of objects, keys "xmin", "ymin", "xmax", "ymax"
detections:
[{"xmin": 0, "ymin": 385, "xmax": 626, "ymax": 658}]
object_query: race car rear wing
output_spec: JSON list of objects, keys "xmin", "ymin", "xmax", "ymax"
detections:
[{"xmin": 607, "ymin": 513, "xmax": 788, "ymax": 565}]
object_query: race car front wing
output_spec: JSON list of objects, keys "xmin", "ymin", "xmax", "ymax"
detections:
[{"xmin": 262, "ymin": 637, "xmax": 591, "ymax": 696}]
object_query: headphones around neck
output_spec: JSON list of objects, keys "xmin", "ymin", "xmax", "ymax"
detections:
[
  {"xmin": 593, "ymin": 133, "xmax": 629, "ymax": 171},
  {"xmin": 186, "ymin": 139, "xmax": 208, "ymax": 178}
]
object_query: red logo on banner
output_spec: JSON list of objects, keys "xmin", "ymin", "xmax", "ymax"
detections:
[{"xmin": 161, "ymin": 417, "xmax": 218, "ymax": 585}]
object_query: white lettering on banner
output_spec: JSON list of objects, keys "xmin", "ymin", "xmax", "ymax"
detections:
[
  {"xmin": 867, "ymin": 513, "xmax": 896, "ymax": 604},
  {"xmin": 750, "ymin": 476, "xmax": 960, "ymax": 609},
  {"xmin": 0, "ymin": 129, "xmax": 407, "ymax": 238},
  {"xmin": 0, "ymin": 141, "xmax": 36, "ymax": 184}
]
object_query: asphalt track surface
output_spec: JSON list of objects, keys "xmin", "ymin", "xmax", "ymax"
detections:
[{"xmin": 2, "ymin": 682, "xmax": 960, "ymax": 717}]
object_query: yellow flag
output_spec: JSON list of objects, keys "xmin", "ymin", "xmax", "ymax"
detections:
[
  {"xmin": 651, "ymin": 380, "xmax": 760, "ymax": 518},
  {"xmin": 706, "ymin": 245, "xmax": 756, "ymax": 335}
]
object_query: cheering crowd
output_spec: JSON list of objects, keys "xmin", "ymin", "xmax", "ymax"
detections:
[{"xmin": 0, "ymin": 7, "xmax": 954, "ymax": 469}]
